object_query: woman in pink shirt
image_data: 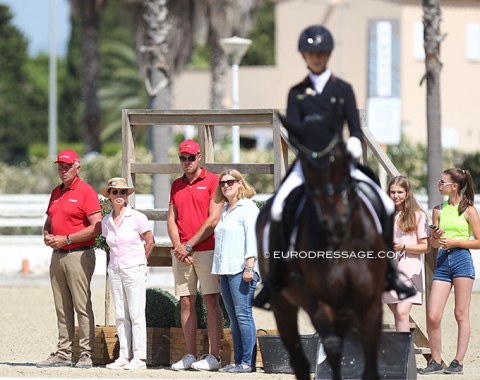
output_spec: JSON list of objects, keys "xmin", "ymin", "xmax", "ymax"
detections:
[
  {"xmin": 100, "ymin": 177, "xmax": 154, "ymax": 370},
  {"xmin": 383, "ymin": 176, "xmax": 428, "ymax": 332}
]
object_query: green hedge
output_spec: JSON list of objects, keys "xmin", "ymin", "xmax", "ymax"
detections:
[
  {"xmin": 174, "ymin": 289, "xmax": 230, "ymax": 329},
  {"xmin": 146, "ymin": 288, "xmax": 179, "ymax": 328}
]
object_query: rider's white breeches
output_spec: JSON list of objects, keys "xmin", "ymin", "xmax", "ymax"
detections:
[
  {"xmin": 351, "ymin": 166, "xmax": 394, "ymax": 214},
  {"xmin": 270, "ymin": 161, "xmax": 394, "ymax": 221},
  {"xmin": 271, "ymin": 160, "xmax": 304, "ymax": 221}
]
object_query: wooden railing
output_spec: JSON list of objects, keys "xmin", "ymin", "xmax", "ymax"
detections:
[
  {"xmin": 121, "ymin": 108, "xmax": 432, "ymax": 360},
  {"xmin": 121, "ymin": 109, "xmax": 289, "ymax": 267}
]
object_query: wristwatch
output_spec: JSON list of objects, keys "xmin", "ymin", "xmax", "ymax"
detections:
[
  {"xmin": 185, "ymin": 242, "xmax": 193, "ymax": 252},
  {"xmin": 66, "ymin": 235, "xmax": 72, "ymax": 245}
]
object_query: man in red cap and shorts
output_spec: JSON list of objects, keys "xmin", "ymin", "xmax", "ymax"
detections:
[
  {"xmin": 36, "ymin": 149, "xmax": 102, "ymax": 369},
  {"xmin": 167, "ymin": 139, "xmax": 224, "ymax": 371}
]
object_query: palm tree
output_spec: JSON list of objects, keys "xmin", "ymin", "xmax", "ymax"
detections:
[
  {"xmin": 125, "ymin": 0, "xmax": 261, "ymax": 235},
  {"xmin": 422, "ymin": 0, "xmax": 443, "ymax": 208},
  {"xmin": 70, "ymin": 0, "xmax": 108, "ymax": 153},
  {"xmin": 206, "ymin": 0, "xmax": 260, "ymax": 108},
  {"xmin": 99, "ymin": 39, "xmax": 147, "ymax": 142}
]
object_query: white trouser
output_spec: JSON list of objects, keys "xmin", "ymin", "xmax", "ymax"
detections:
[
  {"xmin": 271, "ymin": 160, "xmax": 304, "ymax": 221},
  {"xmin": 108, "ymin": 265, "xmax": 147, "ymax": 360},
  {"xmin": 271, "ymin": 160, "xmax": 394, "ymax": 221},
  {"xmin": 351, "ymin": 165, "xmax": 394, "ymax": 214}
]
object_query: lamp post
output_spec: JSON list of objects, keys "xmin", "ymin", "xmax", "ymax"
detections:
[
  {"xmin": 48, "ymin": 0, "xmax": 57, "ymax": 159},
  {"xmin": 220, "ymin": 36, "xmax": 252, "ymax": 163}
]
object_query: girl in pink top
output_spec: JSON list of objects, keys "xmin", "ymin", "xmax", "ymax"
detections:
[{"xmin": 383, "ymin": 176, "xmax": 428, "ymax": 332}]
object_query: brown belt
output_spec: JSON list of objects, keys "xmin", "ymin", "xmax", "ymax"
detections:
[{"xmin": 53, "ymin": 245, "xmax": 94, "ymax": 254}]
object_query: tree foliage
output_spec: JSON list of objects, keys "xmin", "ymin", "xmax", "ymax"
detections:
[
  {"xmin": 188, "ymin": 0, "xmax": 275, "ymax": 69},
  {"xmin": 0, "ymin": 5, "xmax": 48, "ymax": 164},
  {"xmin": 58, "ymin": 15, "xmax": 83, "ymax": 143},
  {"xmin": 242, "ymin": 0, "xmax": 275, "ymax": 66},
  {"xmin": 459, "ymin": 153, "xmax": 480, "ymax": 193},
  {"xmin": 98, "ymin": 1, "xmax": 146, "ymax": 143}
]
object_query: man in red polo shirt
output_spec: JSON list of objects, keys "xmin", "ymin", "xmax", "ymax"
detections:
[
  {"xmin": 36, "ymin": 149, "xmax": 102, "ymax": 369},
  {"xmin": 167, "ymin": 139, "xmax": 224, "ymax": 371}
]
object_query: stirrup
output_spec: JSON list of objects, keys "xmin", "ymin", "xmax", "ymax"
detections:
[
  {"xmin": 253, "ymin": 285, "xmax": 273, "ymax": 310},
  {"xmin": 386, "ymin": 276, "xmax": 417, "ymax": 300}
]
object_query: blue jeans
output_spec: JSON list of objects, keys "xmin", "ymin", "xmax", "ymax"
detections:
[
  {"xmin": 220, "ymin": 272, "xmax": 259, "ymax": 367},
  {"xmin": 434, "ymin": 248, "xmax": 476, "ymax": 282}
]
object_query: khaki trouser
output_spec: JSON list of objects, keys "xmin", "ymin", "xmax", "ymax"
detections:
[{"xmin": 49, "ymin": 249, "xmax": 96, "ymax": 359}]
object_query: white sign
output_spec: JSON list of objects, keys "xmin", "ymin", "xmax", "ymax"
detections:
[
  {"xmin": 376, "ymin": 21, "xmax": 392, "ymax": 96},
  {"xmin": 367, "ymin": 97, "xmax": 401, "ymax": 145}
]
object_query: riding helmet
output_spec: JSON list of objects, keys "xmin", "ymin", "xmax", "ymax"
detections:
[{"xmin": 298, "ymin": 25, "xmax": 334, "ymax": 52}]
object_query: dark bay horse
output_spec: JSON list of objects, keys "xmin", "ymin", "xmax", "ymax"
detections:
[{"xmin": 256, "ymin": 110, "xmax": 388, "ymax": 380}]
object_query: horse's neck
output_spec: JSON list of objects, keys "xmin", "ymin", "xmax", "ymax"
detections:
[{"xmin": 301, "ymin": 159, "xmax": 351, "ymax": 193}]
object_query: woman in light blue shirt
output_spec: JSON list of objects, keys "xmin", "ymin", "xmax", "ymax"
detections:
[{"xmin": 212, "ymin": 169, "xmax": 259, "ymax": 373}]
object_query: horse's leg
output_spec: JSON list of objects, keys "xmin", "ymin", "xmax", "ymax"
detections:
[
  {"xmin": 361, "ymin": 301, "xmax": 382, "ymax": 380},
  {"xmin": 273, "ymin": 296, "xmax": 310, "ymax": 380},
  {"xmin": 311, "ymin": 302, "xmax": 342, "ymax": 380}
]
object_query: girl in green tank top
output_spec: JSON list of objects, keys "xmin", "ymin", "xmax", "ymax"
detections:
[
  {"xmin": 438, "ymin": 201, "xmax": 471, "ymax": 241},
  {"xmin": 420, "ymin": 168, "xmax": 480, "ymax": 375}
]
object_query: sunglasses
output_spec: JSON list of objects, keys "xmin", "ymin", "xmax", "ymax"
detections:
[
  {"xmin": 57, "ymin": 164, "xmax": 73, "ymax": 171},
  {"xmin": 179, "ymin": 155, "xmax": 197, "ymax": 162},
  {"xmin": 111, "ymin": 189, "xmax": 128, "ymax": 195},
  {"xmin": 219, "ymin": 179, "xmax": 238, "ymax": 187},
  {"xmin": 438, "ymin": 180, "xmax": 453, "ymax": 186}
]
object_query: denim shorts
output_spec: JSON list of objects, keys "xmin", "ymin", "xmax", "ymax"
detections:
[{"xmin": 433, "ymin": 248, "xmax": 476, "ymax": 282}]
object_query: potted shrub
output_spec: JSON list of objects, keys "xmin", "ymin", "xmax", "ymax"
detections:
[
  {"xmin": 170, "ymin": 289, "xmax": 234, "ymax": 364},
  {"xmin": 145, "ymin": 287, "xmax": 179, "ymax": 366}
]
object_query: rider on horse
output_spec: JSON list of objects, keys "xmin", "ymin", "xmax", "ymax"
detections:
[{"xmin": 254, "ymin": 25, "xmax": 416, "ymax": 309}]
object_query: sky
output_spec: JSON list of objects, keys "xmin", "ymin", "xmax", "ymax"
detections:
[{"xmin": 0, "ymin": 0, "xmax": 70, "ymax": 56}]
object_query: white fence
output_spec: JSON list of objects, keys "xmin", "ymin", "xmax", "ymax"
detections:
[
  {"xmin": 0, "ymin": 194, "xmax": 174, "ymax": 287},
  {"xmin": 1, "ymin": 194, "xmax": 479, "ymax": 291}
]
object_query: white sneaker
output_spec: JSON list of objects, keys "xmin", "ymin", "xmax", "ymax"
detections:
[
  {"xmin": 171, "ymin": 354, "xmax": 197, "ymax": 371},
  {"xmin": 106, "ymin": 357, "xmax": 129, "ymax": 370},
  {"xmin": 191, "ymin": 354, "xmax": 220, "ymax": 371},
  {"xmin": 125, "ymin": 357, "xmax": 147, "ymax": 370}
]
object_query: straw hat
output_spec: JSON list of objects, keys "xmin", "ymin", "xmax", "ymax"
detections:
[{"xmin": 101, "ymin": 177, "xmax": 135, "ymax": 197}]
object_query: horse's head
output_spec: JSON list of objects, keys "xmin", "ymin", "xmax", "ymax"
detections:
[{"xmin": 278, "ymin": 103, "xmax": 356, "ymax": 244}]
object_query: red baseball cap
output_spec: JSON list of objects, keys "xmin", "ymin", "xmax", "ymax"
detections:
[
  {"xmin": 54, "ymin": 149, "xmax": 80, "ymax": 164},
  {"xmin": 178, "ymin": 139, "xmax": 201, "ymax": 155}
]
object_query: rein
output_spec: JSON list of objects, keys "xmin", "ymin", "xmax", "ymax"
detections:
[
  {"xmin": 293, "ymin": 134, "xmax": 340, "ymax": 162},
  {"xmin": 291, "ymin": 133, "xmax": 354, "ymax": 197},
  {"xmin": 290, "ymin": 133, "xmax": 358, "ymax": 241}
]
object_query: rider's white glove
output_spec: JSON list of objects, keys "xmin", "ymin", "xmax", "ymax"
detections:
[{"xmin": 347, "ymin": 136, "xmax": 363, "ymax": 160}]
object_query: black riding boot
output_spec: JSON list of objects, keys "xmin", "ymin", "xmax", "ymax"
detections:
[
  {"xmin": 253, "ymin": 220, "xmax": 286, "ymax": 310},
  {"xmin": 385, "ymin": 259, "xmax": 417, "ymax": 300}
]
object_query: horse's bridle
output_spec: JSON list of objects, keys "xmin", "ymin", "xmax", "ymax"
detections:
[
  {"xmin": 290, "ymin": 133, "xmax": 354, "ymax": 197},
  {"xmin": 289, "ymin": 133, "xmax": 358, "ymax": 241}
]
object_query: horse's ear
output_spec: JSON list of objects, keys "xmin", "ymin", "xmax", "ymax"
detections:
[{"xmin": 276, "ymin": 113, "xmax": 303, "ymax": 138}]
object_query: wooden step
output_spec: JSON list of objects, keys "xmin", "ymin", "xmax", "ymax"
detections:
[
  {"xmin": 381, "ymin": 323, "xmax": 416, "ymax": 332},
  {"xmin": 415, "ymin": 347, "xmax": 431, "ymax": 355}
]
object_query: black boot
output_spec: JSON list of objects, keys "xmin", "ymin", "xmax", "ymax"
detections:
[
  {"xmin": 253, "ymin": 283, "xmax": 273, "ymax": 310},
  {"xmin": 385, "ymin": 259, "xmax": 417, "ymax": 300},
  {"xmin": 253, "ymin": 220, "xmax": 286, "ymax": 310}
]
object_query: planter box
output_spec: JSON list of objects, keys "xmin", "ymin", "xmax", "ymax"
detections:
[
  {"xmin": 258, "ymin": 333, "xmax": 320, "ymax": 373},
  {"xmin": 146, "ymin": 327, "xmax": 170, "ymax": 366},
  {"xmin": 73, "ymin": 326, "xmax": 119, "ymax": 365},
  {"xmin": 73, "ymin": 326, "xmax": 170, "ymax": 366},
  {"xmin": 170, "ymin": 327, "xmax": 277, "ymax": 367},
  {"xmin": 73, "ymin": 325, "xmax": 278, "ymax": 367}
]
